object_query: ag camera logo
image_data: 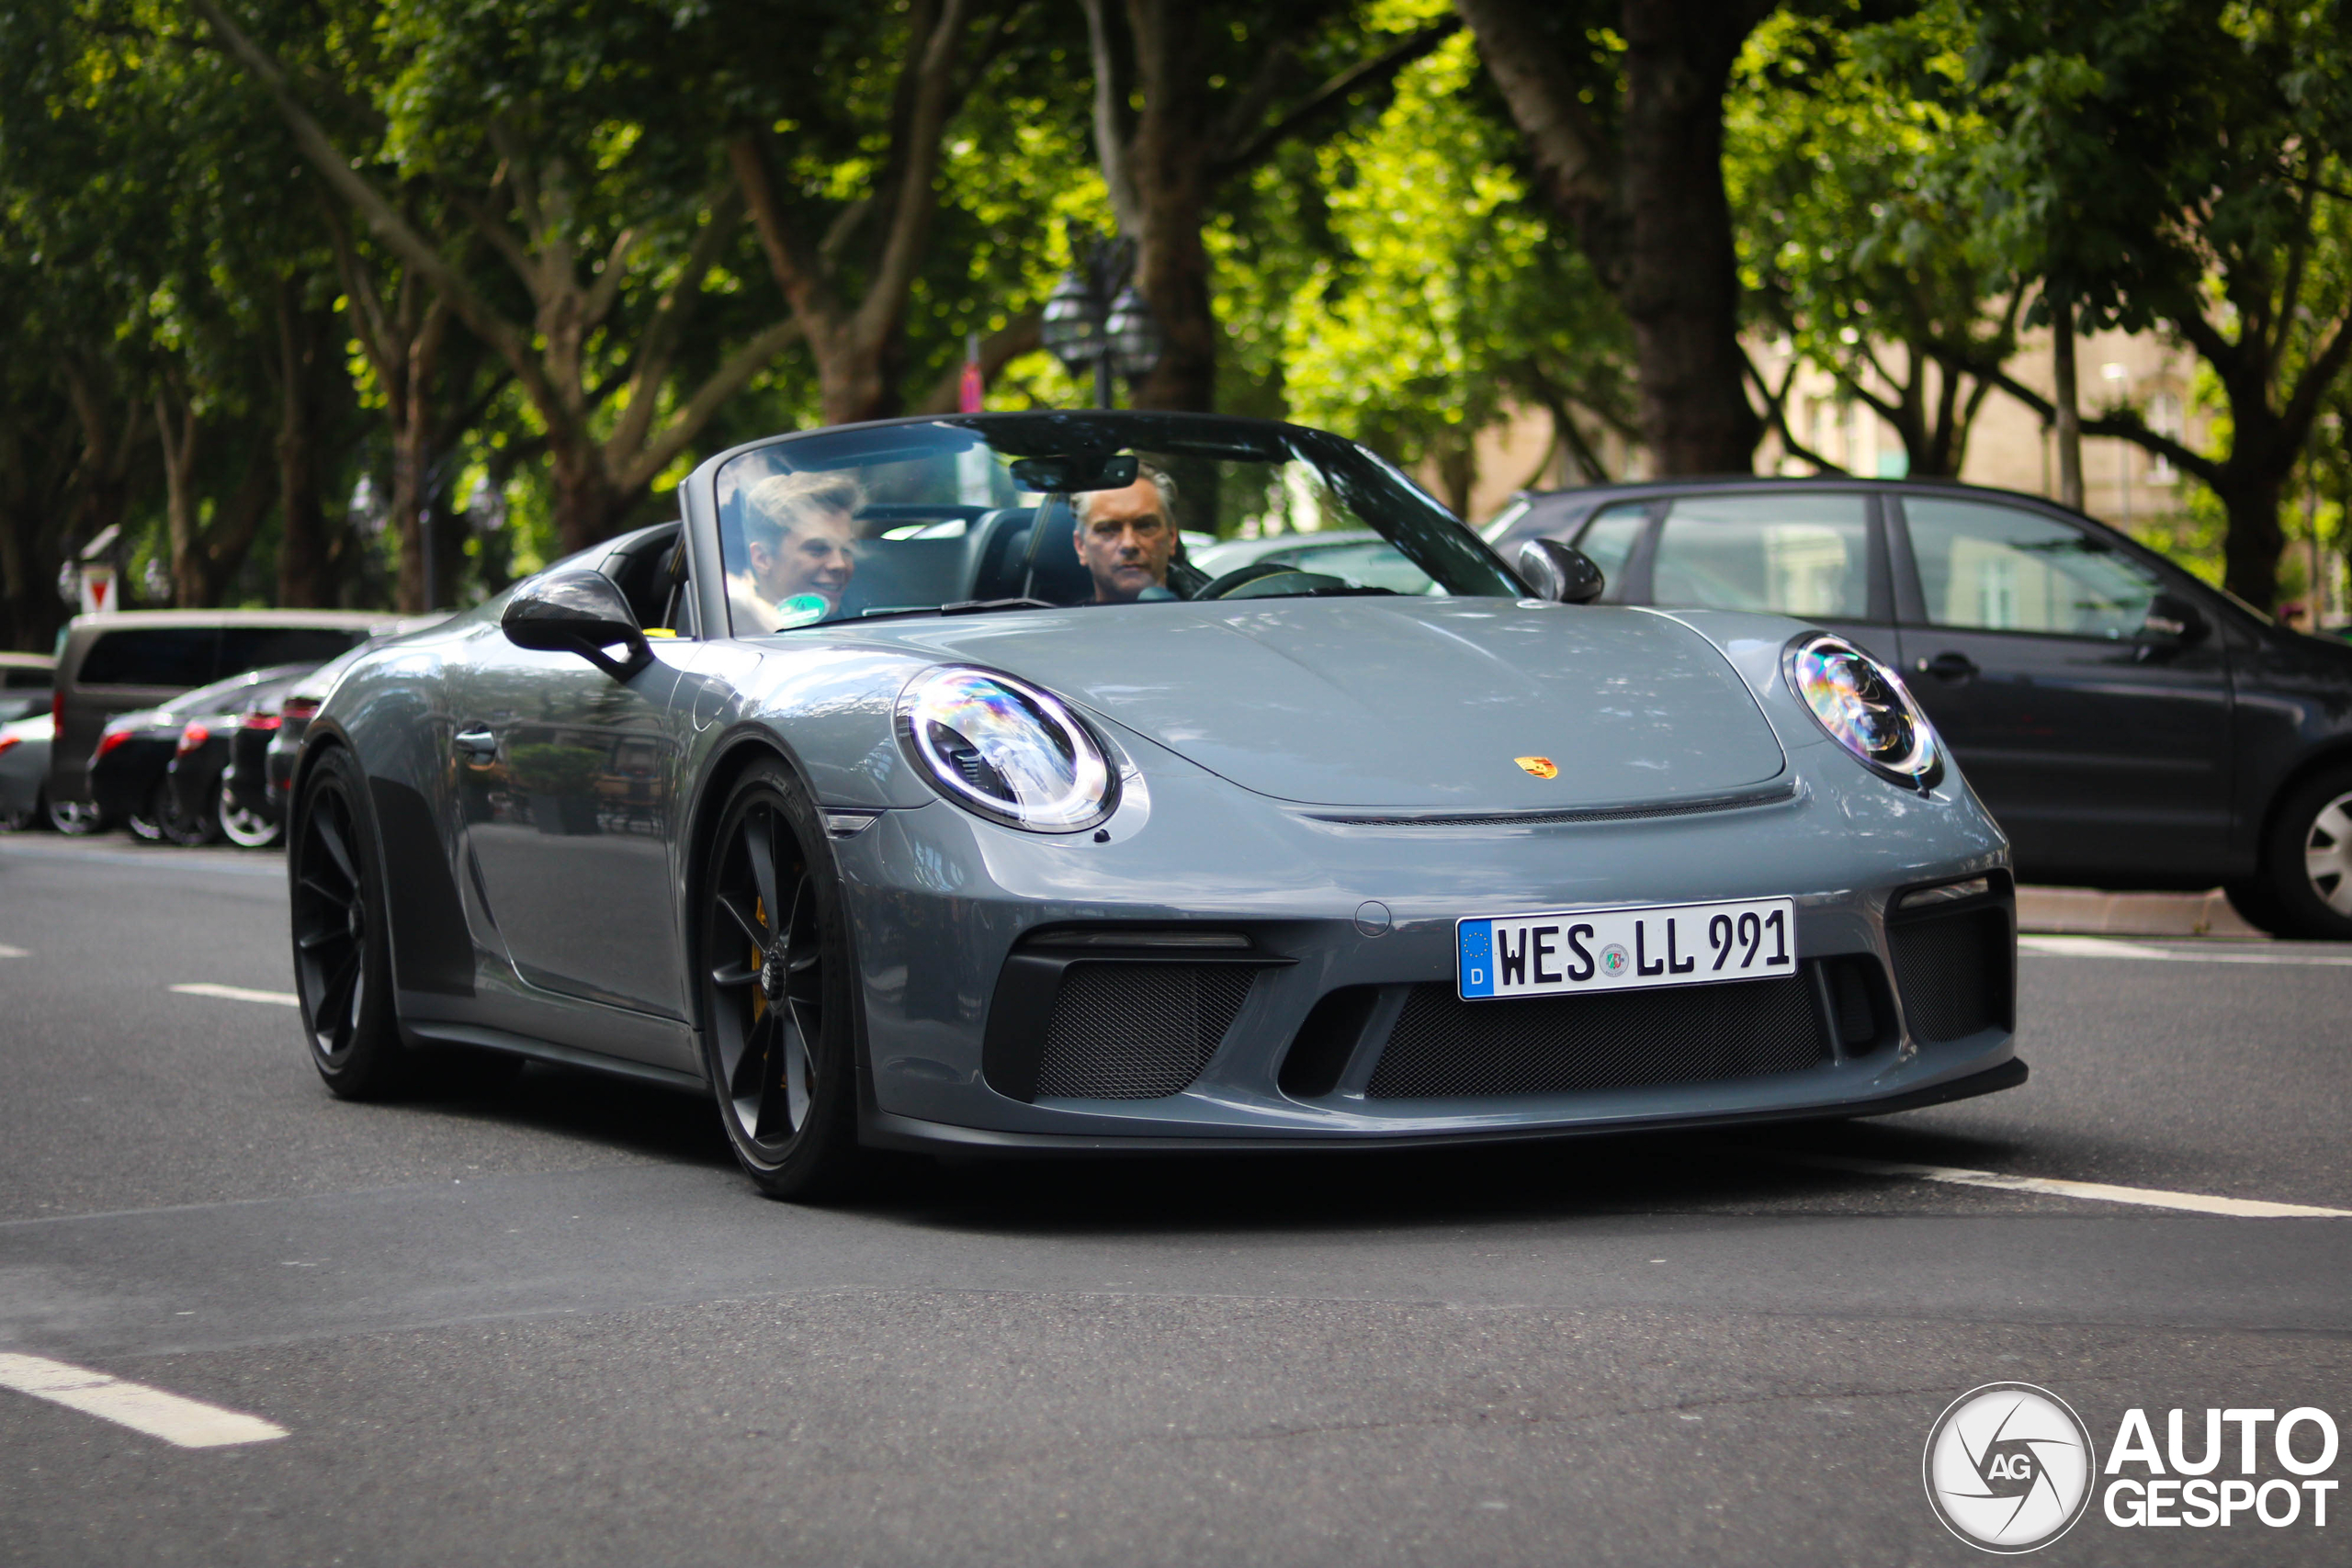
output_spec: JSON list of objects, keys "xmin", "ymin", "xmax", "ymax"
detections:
[{"xmin": 1923, "ymin": 1382, "xmax": 2094, "ymax": 1552}]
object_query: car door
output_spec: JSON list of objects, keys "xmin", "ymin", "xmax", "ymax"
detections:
[
  {"xmin": 452, "ymin": 578, "xmax": 694, "ymax": 1021},
  {"xmin": 1889, "ymin": 492, "xmax": 2233, "ymax": 879},
  {"xmin": 1617, "ymin": 490, "xmax": 1897, "ymax": 664}
]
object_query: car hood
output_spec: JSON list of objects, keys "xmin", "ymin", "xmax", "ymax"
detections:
[{"xmin": 856, "ymin": 599, "xmax": 1787, "ymax": 808}]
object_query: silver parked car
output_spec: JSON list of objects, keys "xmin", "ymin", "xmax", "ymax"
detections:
[{"xmin": 291, "ymin": 412, "xmax": 2018, "ymax": 1200}]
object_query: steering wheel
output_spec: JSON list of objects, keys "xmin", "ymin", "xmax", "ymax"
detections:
[{"xmin": 1194, "ymin": 561, "xmax": 1349, "ymax": 600}]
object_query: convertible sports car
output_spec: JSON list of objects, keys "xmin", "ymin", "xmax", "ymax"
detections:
[{"xmin": 289, "ymin": 412, "xmax": 2020, "ymax": 1198}]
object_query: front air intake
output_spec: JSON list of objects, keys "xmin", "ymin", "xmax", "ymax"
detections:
[
  {"xmin": 1030, "ymin": 963, "xmax": 1255, "ymax": 1100},
  {"xmin": 1363, "ymin": 973, "xmax": 1833, "ymax": 1100},
  {"xmin": 1887, "ymin": 906, "xmax": 2011, "ymax": 1043}
]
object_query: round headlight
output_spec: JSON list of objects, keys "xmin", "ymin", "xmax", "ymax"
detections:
[
  {"xmin": 898, "ymin": 667, "xmax": 1117, "ymax": 831},
  {"xmin": 1783, "ymin": 632, "xmax": 1940, "ymax": 786}
]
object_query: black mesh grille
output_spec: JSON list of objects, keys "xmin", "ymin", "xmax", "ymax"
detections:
[
  {"xmin": 1033, "ymin": 963, "xmax": 1254, "ymax": 1100},
  {"xmin": 1364, "ymin": 972, "xmax": 1832, "ymax": 1100},
  {"xmin": 1889, "ymin": 908, "xmax": 2008, "ymax": 1043}
]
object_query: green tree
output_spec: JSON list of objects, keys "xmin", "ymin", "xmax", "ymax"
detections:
[
  {"xmin": 1928, "ymin": 0, "xmax": 2352, "ymax": 609},
  {"xmin": 1729, "ymin": 8, "xmax": 2022, "ymax": 478},
  {"xmin": 1283, "ymin": 28, "xmax": 1632, "ymax": 513}
]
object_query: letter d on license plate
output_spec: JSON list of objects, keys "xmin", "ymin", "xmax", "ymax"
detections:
[{"xmin": 1457, "ymin": 897, "xmax": 1795, "ymax": 1000}]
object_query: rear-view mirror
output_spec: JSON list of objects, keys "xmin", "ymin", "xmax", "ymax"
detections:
[{"xmin": 1011, "ymin": 453, "xmax": 1140, "ymax": 494}]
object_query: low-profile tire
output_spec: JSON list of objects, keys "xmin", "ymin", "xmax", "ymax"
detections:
[
  {"xmin": 2253, "ymin": 766, "xmax": 2352, "ymax": 940},
  {"xmin": 218, "ymin": 778, "xmax": 280, "ymax": 849},
  {"xmin": 46, "ymin": 797, "xmax": 107, "ymax": 836},
  {"xmin": 290, "ymin": 747, "xmax": 411, "ymax": 1098},
  {"xmin": 696, "ymin": 757, "xmax": 866, "ymax": 1201}
]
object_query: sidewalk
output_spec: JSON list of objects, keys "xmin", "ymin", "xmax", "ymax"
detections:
[{"xmin": 2014, "ymin": 885, "xmax": 2264, "ymax": 939}]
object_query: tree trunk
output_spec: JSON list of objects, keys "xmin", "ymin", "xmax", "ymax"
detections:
[
  {"xmin": 549, "ymin": 447, "xmax": 628, "ymax": 561},
  {"xmin": 1457, "ymin": 0, "xmax": 1767, "ymax": 475},
  {"xmin": 1618, "ymin": 0, "xmax": 1759, "ymax": 473},
  {"xmin": 155, "ymin": 393, "xmax": 205, "ymax": 607},
  {"xmin": 2051, "ymin": 289, "xmax": 2083, "ymax": 510},
  {"xmin": 1121, "ymin": 0, "xmax": 1216, "ymax": 412},
  {"xmin": 275, "ymin": 288, "xmax": 332, "ymax": 607},
  {"xmin": 2220, "ymin": 468, "xmax": 2287, "ymax": 611}
]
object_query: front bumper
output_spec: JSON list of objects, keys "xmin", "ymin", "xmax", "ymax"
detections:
[{"xmin": 836, "ymin": 746, "xmax": 2018, "ymax": 1147}]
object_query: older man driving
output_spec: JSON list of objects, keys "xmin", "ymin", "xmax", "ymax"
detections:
[
  {"xmin": 1071, "ymin": 461, "xmax": 1185, "ymax": 604},
  {"xmin": 729, "ymin": 470, "xmax": 864, "ymax": 631}
]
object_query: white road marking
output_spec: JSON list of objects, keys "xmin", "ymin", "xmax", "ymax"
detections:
[
  {"xmin": 170, "ymin": 983, "xmax": 300, "ymax": 1007},
  {"xmin": 0, "ymin": 943, "xmax": 27, "ymax": 957},
  {"xmin": 2019, "ymin": 934, "xmax": 2352, "ymax": 965},
  {"xmin": 1786, "ymin": 1153, "xmax": 2352, "ymax": 1218},
  {"xmin": 0, "ymin": 1352, "xmax": 287, "ymax": 1449}
]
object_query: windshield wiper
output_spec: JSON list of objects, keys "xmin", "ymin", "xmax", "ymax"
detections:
[{"xmin": 855, "ymin": 597, "xmax": 1060, "ymax": 623}]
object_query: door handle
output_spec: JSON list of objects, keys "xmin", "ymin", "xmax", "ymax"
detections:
[
  {"xmin": 453, "ymin": 728, "xmax": 498, "ymax": 762},
  {"xmin": 1916, "ymin": 651, "xmax": 1978, "ymax": 682}
]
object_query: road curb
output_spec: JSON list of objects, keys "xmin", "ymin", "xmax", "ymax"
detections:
[{"xmin": 2015, "ymin": 885, "xmax": 2263, "ymax": 939}]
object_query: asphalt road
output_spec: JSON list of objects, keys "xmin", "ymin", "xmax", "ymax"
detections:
[{"xmin": 2, "ymin": 832, "xmax": 2347, "ymax": 1566}]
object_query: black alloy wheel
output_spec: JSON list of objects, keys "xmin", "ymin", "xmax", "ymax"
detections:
[
  {"xmin": 2249, "ymin": 765, "xmax": 2352, "ymax": 941},
  {"xmin": 290, "ymin": 748, "xmax": 408, "ymax": 1097},
  {"xmin": 698, "ymin": 760, "xmax": 862, "ymax": 1198}
]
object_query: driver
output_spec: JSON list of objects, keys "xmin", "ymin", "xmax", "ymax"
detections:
[
  {"xmin": 729, "ymin": 470, "xmax": 864, "ymax": 631},
  {"xmin": 1072, "ymin": 463, "xmax": 1183, "ymax": 604}
]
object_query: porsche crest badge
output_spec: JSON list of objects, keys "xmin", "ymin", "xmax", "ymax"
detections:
[{"xmin": 1514, "ymin": 756, "xmax": 1559, "ymax": 779}]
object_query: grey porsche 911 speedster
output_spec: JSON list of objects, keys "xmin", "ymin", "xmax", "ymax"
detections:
[{"xmin": 288, "ymin": 412, "xmax": 2020, "ymax": 1197}]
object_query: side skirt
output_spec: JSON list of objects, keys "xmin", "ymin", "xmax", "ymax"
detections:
[{"xmin": 401, "ymin": 1018, "xmax": 708, "ymax": 1093}]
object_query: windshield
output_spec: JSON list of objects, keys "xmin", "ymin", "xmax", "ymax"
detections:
[{"xmin": 713, "ymin": 414, "xmax": 1521, "ymax": 634}]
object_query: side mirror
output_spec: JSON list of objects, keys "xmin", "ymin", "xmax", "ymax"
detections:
[
  {"xmin": 502, "ymin": 570, "xmax": 652, "ymax": 681},
  {"xmin": 2140, "ymin": 592, "xmax": 2209, "ymax": 649},
  {"xmin": 1517, "ymin": 538, "xmax": 1606, "ymax": 604}
]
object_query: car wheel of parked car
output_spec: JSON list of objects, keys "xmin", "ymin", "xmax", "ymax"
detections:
[
  {"xmin": 0, "ymin": 792, "xmax": 34, "ymax": 833},
  {"xmin": 164, "ymin": 784, "xmax": 222, "ymax": 847},
  {"xmin": 292, "ymin": 748, "xmax": 410, "ymax": 1098},
  {"xmin": 218, "ymin": 781, "xmax": 281, "ymax": 849},
  {"xmin": 2253, "ymin": 766, "xmax": 2352, "ymax": 940},
  {"xmin": 46, "ymin": 797, "xmax": 106, "ymax": 836},
  {"xmin": 697, "ymin": 758, "xmax": 864, "ymax": 1200},
  {"xmin": 125, "ymin": 782, "xmax": 175, "ymax": 842}
]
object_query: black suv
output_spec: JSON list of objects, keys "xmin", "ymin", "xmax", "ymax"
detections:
[{"xmin": 1489, "ymin": 476, "xmax": 2352, "ymax": 938}]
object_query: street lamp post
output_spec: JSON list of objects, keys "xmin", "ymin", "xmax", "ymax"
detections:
[{"xmin": 1039, "ymin": 225, "xmax": 1162, "ymax": 408}]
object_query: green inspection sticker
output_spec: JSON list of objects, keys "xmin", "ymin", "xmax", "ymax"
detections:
[{"xmin": 774, "ymin": 593, "xmax": 830, "ymax": 627}]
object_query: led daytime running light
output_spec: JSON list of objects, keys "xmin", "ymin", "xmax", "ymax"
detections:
[
  {"xmin": 898, "ymin": 667, "xmax": 1115, "ymax": 832},
  {"xmin": 1783, "ymin": 632, "xmax": 1939, "ymax": 785}
]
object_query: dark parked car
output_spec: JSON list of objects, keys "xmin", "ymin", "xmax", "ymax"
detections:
[
  {"xmin": 167, "ymin": 671, "xmax": 317, "ymax": 847},
  {"xmin": 90, "ymin": 666, "xmax": 315, "ymax": 843},
  {"xmin": 1487, "ymin": 476, "xmax": 2352, "ymax": 937},
  {"xmin": 47, "ymin": 609, "xmax": 391, "ymax": 830}
]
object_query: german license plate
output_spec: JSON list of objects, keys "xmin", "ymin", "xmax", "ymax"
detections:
[{"xmin": 1456, "ymin": 897, "xmax": 1796, "ymax": 1000}]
